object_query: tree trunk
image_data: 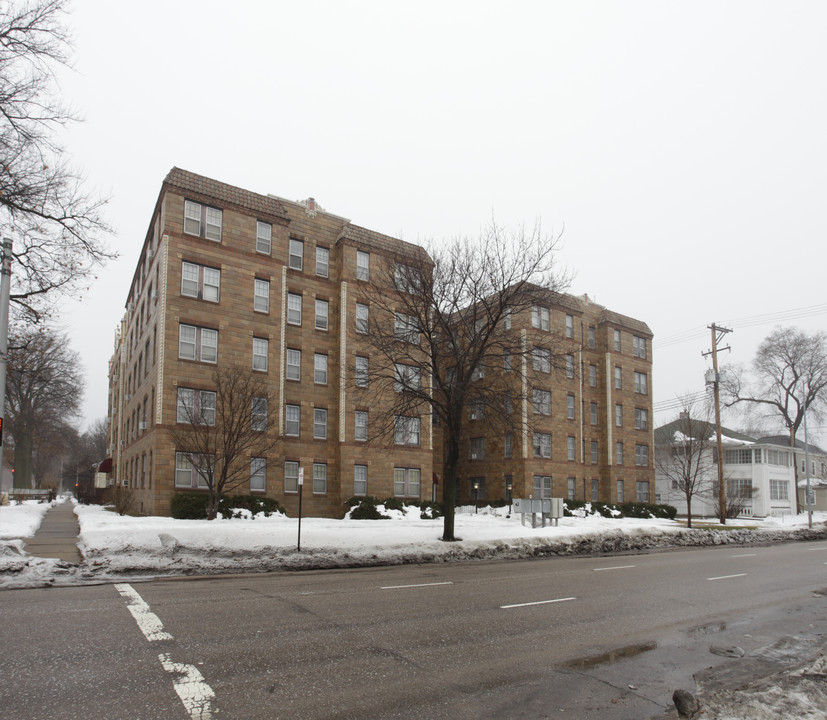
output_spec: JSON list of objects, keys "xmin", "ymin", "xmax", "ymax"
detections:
[
  {"xmin": 791, "ymin": 431, "xmax": 801, "ymax": 514},
  {"xmin": 13, "ymin": 432, "xmax": 33, "ymax": 488},
  {"xmin": 207, "ymin": 489, "xmax": 220, "ymax": 520},
  {"xmin": 442, "ymin": 436, "xmax": 459, "ymax": 541},
  {"xmin": 686, "ymin": 494, "xmax": 693, "ymax": 529}
]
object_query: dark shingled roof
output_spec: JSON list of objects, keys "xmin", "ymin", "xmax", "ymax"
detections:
[
  {"xmin": 654, "ymin": 418, "xmax": 755, "ymax": 446},
  {"xmin": 757, "ymin": 435, "xmax": 827, "ymax": 455},
  {"xmin": 163, "ymin": 167, "xmax": 289, "ymax": 221},
  {"xmin": 599, "ymin": 309, "xmax": 653, "ymax": 336},
  {"xmin": 336, "ymin": 223, "xmax": 431, "ymax": 262}
]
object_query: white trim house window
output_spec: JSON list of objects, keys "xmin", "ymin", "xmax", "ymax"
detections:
[
  {"xmin": 355, "ymin": 303, "xmax": 369, "ymax": 333},
  {"xmin": 567, "ymin": 435, "xmax": 576, "ymax": 461},
  {"xmin": 616, "ymin": 441, "xmax": 624, "ymax": 465},
  {"xmin": 253, "ymin": 337, "xmax": 268, "ymax": 371},
  {"xmin": 254, "ymin": 279, "xmax": 270, "ymax": 313},
  {"xmin": 176, "ymin": 388, "xmax": 216, "ymax": 425},
  {"xmin": 314, "ymin": 408, "xmax": 327, "ymax": 439},
  {"xmin": 314, "ymin": 353, "xmax": 328, "ymax": 384},
  {"xmin": 532, "ymin": 347, "xmax": 551, "ymax": 373},
  {"xmin": 633, "ymin": 335, "xmax": 647, "ymax": 359},
  {"xmin": 178, "ymin": 324, "xmax": 218, "ymax": 363},
  {"xmin": 313, "ymin": 463, "xmax": 327, "ymax": 493},
  {"xmin": 470, "ymin": 437, "xmax": 485, "ymax": 460},
  {"xmin": 394, "ymin": 467, "xmax": 420, "ymax": 497},
  {"xmin": 567, "ymin": 394, "xmax": 575, "ymax": 420},
  {"xmin": 394, "ymin": 416, "xmax": 420, "ymax": 446},
  {"xmin": 615, "ymin": 366, "xmax": 622, "ymax": 390},
  {"xmin": 566, "ymin": 354, "xmax": 575, "ymax": 378},
  {"xmin": 615, "ymin": 404, "xmax": 623, "ymax": 427},
  {"xmin": 770, "ymin": 479, "xmax": 789, "ymax": 501},
  {"xmin": 315, "ymin": 299, "xmax": 329, "ymax": 330},
  {"xmin": 285, "ymin": 404, "xmax": 300, "ymax": 436},
  {"xmin": 355, "ymin": 410, "xmax": 368, "ymax": 441},
  {"xmin": 635, "ymin": 408, "xmax": 649, "ymax": 430},
  {"xmin": 284, "ymin": 461, "xmax": 299, "ymax": 493},
  {"xmin": 532, "ymin": 306, "xmax": 550, "ymax": 331},
  {"xmin": 635, "ymin": 444, "xmax": 649, "ymax": 466},
  {"xmin": 286, "ymin": 349, "xmax": 301, "ymax": 381},
  {"xmin": 394, "ymin": 312, "xmax": 418, "ymax": 343},
  {"xmin": 634, "ymin": 371, "xmax": 648, "ymax": 395},
  {"xmin": 175, "ymin": 451, "xmax": 212, "ymax": 488},
  {"xmin": 289, "ymin": 238, "xmax": 304, "ymax": 270},
  {"xmin": 591, "ymin": 441, "xmax": 598, "ymax": 463},
  {"xmin": 613, "ymin": 329, "xmax": 621, "ymax": 352},
  {"xmin": 252, "ymin": 397, "xmax": 267, "ymax": 431},
  {"xmin": 316, "ymin": 246, "xmax": 329, "ymax": 277},
  {"xmin": 533, "ymin": 433, "xmax": 551, "ymax": 458},
  {"xmin": 636, "ymin": 481, "xmax": 650, "ymax": 502},
  {"xmin": 354, "ymin": 464, "xmax": 367, "ymax": 495},
  {"xmin": 287, "ymin": 293, "xmax": 302, "ymax": 325},
  {"xmin": 256, "ymin": 221, "xmax": 271, "ymax": 254},
  {"xmin": 355, "ymin": 356, "xmax": 369, "ymax": 387},
  {"xmin": 394, "ymin": 363, "xmax": 421, "ymax": 392},
  {"xmin": 250, "ymin": 458, "xmax": 266, "ymax": 492},
  {"xmin": 181, "ymin": 261, "xmax": 220, "ymax": 302},
  {"xmin": 533, "ymin": 389, "xmax": 551, "ymax": 415},
  {"xmin": 356, "ymin": 250, "xmax": 370, "ymax": 280},
  {"xmin": 565, "ymin": 314, "xmax": 574, "ymax": 338},
  {"xmin": 184, "ymin": 200, "xmax": 222, "ymax": 242}
]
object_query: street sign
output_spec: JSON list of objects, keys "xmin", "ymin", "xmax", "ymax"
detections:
[{"xmin": 298, "ymin": 467, "xmax": 304, "ymax": 486}]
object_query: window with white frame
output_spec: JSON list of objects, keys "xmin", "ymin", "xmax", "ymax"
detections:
[
  {"xmin": 532, "ymin": 306, "xmax": 550, "ymax": 331},
  {"xmin": 616, "ymin": 442, "xmax": 623, "ymax": 465},
  {"xmin": 256, "ymin": 221, "xmax": 271, "ymax": 254},
  {"xmin": 285, "ymin": 404, "xmax": 300, "ymax": 436},
  {"xmin": 254, "ymin": 278, "xmax": 270, "ymax": 313},
  {"xmin": 565, "ymin": 314, "xmax": 574, "ymax": 338},
  {"xmin": 503, "ymin": 307, "xmax": 511, "ymax": 330},
  {"xmin": 181, "ymin": 261, "xmax": 220, "ymax": 302},
  {"xmin": 176, "ymin": 388, "xmax": 216, "ymax": 425},
  {"xmin": 636, "ymin": 481, "xmax": 650, "ymax": 502},
  {"xmin": 355, "ymin": 303, "xmax": 369, "ymax": 333},
  {"xmin": 394, "ymin": 312, "xmax": 418, "ymax": 343},
  {"xmin": 289, "ymin": 238, "xmax": 304, "ymax": 270},
  {"xmin": 567, "ymin": 394, "xmax": 575, "ymax": 420},
  {"xmin": 471, "ymin": 476, "xmax": 486, "ymax": 500},
  {"xmin": 591, "ymin": 478, "xmax": 599, "ymax": 501},
  {"xmin": 287, "ymin": 293, "xmax": 302, "ymax": 325},
  {"xmin": 355, "ymin": 356, "xmax": 369, "ymax": 387},
  {"xmin": 394, "ymin": 416, "xmax": 420, "ymax": 446},
  {"xmin": 315, "ymin": 246, "xmax": 329, "ymax": 277},
  {"xmin": 615, "ymin": 366, "xmax": 622, "ymax": 390},
  {"xmin": 588, "ymin": 326, "xmax": 596, "ymax": 349},
  {"xmin": 566, "ymin": 354, "xmax": 575, "ymax": 378},
  {"xmin": 591, "ymin": 441, "xmax": 598, "ymax": 463},
  {"xmin": 178, "ymin": 324, "xmax": 218, "ymax": 363},
  {"xmin": 634, "ymin": 371, "xmax": 648, "ymax": 395},
  {"xmin": 635, "ymin": 444, "xmax": 649, "ymax": 466},
  {"xmin": 252, "ymin": 396, "xmax": 267, "ymax": 431},
  {"xmin": 533, "ymin": 433, "xmax": 551, "ymax": 458},
  {"xmin": 534, "ymin": 475, "xmax": 552, "ymax": 499},
  {"xmin": 175, "ymin": 451, "xmax": 211, "ymax": 488},
  {"xmin": 313, "ymin": 408, "xmax": 327, "ymax": 439},
  {"xmin": 394, "ymin": 363, "xmax": 421, "ymax": 392},
  {"xmin": 613, "ymin": 329, "xmax": 621, "ymax": 352},
  {"xmin": 314, "ymin": 353, "xmax": 328, "ymax": 384},
  {"xmin": 355, "ymin": 410, "xmax": 368, "ymax": 441},
  {"xmin": 635, "ymin": 407, "xmax": 648, "ymax": 430},
  {"xmin": 356, "ymin": 250, "xmax": 369, "ymax": 280},
  {"xmin": 315, "ymin": 299, "xmax": 329, "ymax": 330},
  {"xmin": 590, "ymin": 402, "xmax": 598, "ymax": 425},
  {"xmin": 471, "ymin": 360, "xmax": 484, "ymax": 381},
  {"xmin": 470, "ymin": 437, "xmax": 485, "ymax": 460},
  {"xmin": 533, "ymin": 389, "xmax": 551, "ymax": 415},
  {"xmin": 470, "ymin": 399, "xmax": 484, "ymax": 420},
  {"xmin": 393, "ymin": 467, "xmax": 420, "ymax": 497},
  {"xmin": 728, "ymin": 477, "xmax": 753, "ymax": 499},
  {"xmin": 567, "ymin": 477, "xmax": 576, "ymax": 500},
  {"xmin": 253, "ymin": 337, "xmax": 268, "ymax": 371},
  {"xmin": 532, "ymin": 347, "xmax": 551, "ymax": 373},
  {"xmin": 504, "ymin": 352, "xmax": 512, "ymax": 372},
  {"xmin": 250, "ymin": 458, "xmax": 266, "ymax": 492},
  {"xmin": 725, "ymin": 448, "xmax": 753, "ymax": 464},
  {"xmin": 286, "ymin": 348, "xmax": 301, "ymax": 381},
  {"xmin": 284, "ymin": 461, "xmax": 299, "ymax": 493},
  {"xmin": 615, "ymin": 404, "xmax": 623, "ymax": 427},
  {"xmin": 313, "ymin": 463, "xmax": 327, "ymax": 493},
  {"xmin": 184, "ymin": 200, "xmax": 222, "ymax": 242},
  {"xmin": 633, "ymin": 335, "xmax": 647, "ymax": 359},
  {"xmin": 589, "ymin": 364, "xmax": 597, "ymax": 387},
  {"xmin": 504, "ymin": 433, "xmax": 513, "ymax": 458},
  {"xmin": 567, "ymin": 435, "xmax": 576, "ymax": 461},
  {"xmin": 354, "ymin": 464, "xmax": 367, "ymax": 496},
  {"xmin": 395, "ymin": 263, "xmax": 420, "ymax": 293},
  {"xmin": 617, "ymin": 480, "xmax": 624, "ymax": 502}
]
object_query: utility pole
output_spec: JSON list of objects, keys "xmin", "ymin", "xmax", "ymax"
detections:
[
  {"xmin": 0, "ymin": 238, "xmax": 11, "ymax": 455},
  {"xmin": 703, "ymin": 323, "xmax": 732, "ymax": 525}
]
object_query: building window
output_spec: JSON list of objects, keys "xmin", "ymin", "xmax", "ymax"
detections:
[
  {"xmin": 634, "ymin": 371, "xmax": 648, "ymax": 395},
  {"xmin": 394, "ymin": 312, "xmax": 418, "ymax": 343},
  {"xmin": 394, "ymin": 363, "xmax": 421, "ymax": 392},
  {"xmin": 504, "ymin": 433, "xmax": 513, "ymax": 458},
  {"xmin": 184, "ymin": 200, "xmax": 222, "ymax": 242},
  {"xmin": 532, "ymin": 347, "xmax": 551, "ymax": 373},
  {"xmin": 314, "ymin": 353, "xmax": 328, "ymax": 384},
  {"xmin": 504, "ymin": 353, "xmax": 512, "ymax": 372},
  {"xmin": 471, "ymin": 476, "xmax": 487, "ymax": 500},
  {"xmin": 256, "ymin": 221, "xmax": 271, "ymax": 254},
  {"xmin": 614, "ymin": 329, "xmax": 621, "ymax": 352},
  {"xmin": 615, "ymin": 404, "xmax": 623, "ymax": 427},
  {"xmin": 394, "ymin": 467, "xmax": 421, "ymax": 497},
  {"xmin": 253, "ymin": 337, "xmax": 268, "ymax": 372},
  {"xmin": 175, "ymin": 452, "xmax": 211, "ymax": 489},
  {"xmin": 532, "ymin": 475, "xmax": 551, "ymax": 499},
  {"xmin": 287, "ymin": 293, "xmax": 302, "ymax": 325},
  {"xmin": 250, "ymin": 458, "xmax": 266, "ymax": 492},
  {"xmin": 565, "ymin": 314, "xmax": 574, "ymax": 338},
  {"xmin": 285, "ymin": 404, "xmax": 300, "ymax": 436},
  {"xmin": 284, "ymin": 461, "xmax": 299, "ymax": 493},
  {"xmin": 616, "ymin": 442, "xmax": 624, "ymax": 465},
  {"xmin": 635, "ymin": 444, "xmax": 649, "ymax": 466},
  {"xmin": 567, "ymin": 435, "xmax": 576, "ymax": 461},
  {"xmin": 590, "ymin": 402, "xmax": 598, "ymax": 425},
  {"xmin": 254, "ymin": 278, "xmax": 270, "ymax": 313},
  {"xmin": 567, "ymin": 394, "xmax": 575, "ymax": 420},
  {"xmin": 471, "ymin": 361, "xmax": 484, "ymax": 381},
  {"xmin": 176, "ymin": 388, "xmax": 216, "ymax": 425},
  {"xmin": 181, "ymin": 261, "xmax": 220, "ymax": 302},
  {"xmin": 503, "ymin": 307, "xmax": 511, "ymax": 330},
  {"xmin": 533, "ymin": 389, "xmax": 551, "ymax": 415},
  {"xmin": 355, "ymin": 355, "xmax": 369, "ymax": 387},
  {"xmin": 315, "ymin": 299, "xmax": 329, "ymax": 331},
  {"xmin": 252, "ymin": 397, "xmax": 267, "ymax": 431},
  {"xmin": 533, "ymin": 433, "xmax": 551, "ymax": 458},
  {"xmin": 286, "ymin": 348, "xmax": 301, "ymax": 381},
  {"xmin": 316, "ymin": 246, "xmax": 329, "ymax": 277},
  {"xmin": 636, "ymin": 481, "xmax": 650, "ymax": 502},
  {"xmin": 725, "ymin": 448, "xmax": 754, "ymax": 464},
  {"xmin": 470, "ymin": 437, "xmax": 485, "ymax": 460},
  {"xmin": 589, "ymin": 364, "xmax": 596, "ymax": 387},
  {"xmin": 395, "ymin": 263, "xmax": 420, "ymax": 294},
  {"xmin": 566, "ymin": 354, "xmax": 575, "ymax": 379},
  {"xmin": 728, "ymin": 478, "xmax": 753, "ymax": 499},
  {"xmin": 615, "ymin": 366, "xmax": 622, "ymax": 390},
  {"xmin": 616, "ymin": 480, "xmax": 624, "ymax": 502},
  {"xmin": 313, "ymin": 463, "xmax": 327, "ymax": 494},
  {"xmin": 178, "ymin": 324, "xmax": 218, "ymax": 363},
  {"xmin": 588, "ymin": 326, "xmax": 596, "ymax": 349},
  {"xmin": 289, "ymin": 238, "xmax": 304, "ymax": 270},
  {"xmin": 567, "ymin": 477, "xmax": 576, "ymax": 500},
  {"xmin": 591, "ymin": 478, "xmax": 599, "ymax": 501},
  {"xmin": 356, "ymin": 250, "xmax": 369, "ymax": 280},
  {"xmin": 394, "ymin": 416, "xmax": 421, "ymax": 446},
  {"xmin": 532, "ymin": 306, "xmax": 550, "ymax": 331},
  {"xmin": 355, "ymin": 410, "xmax": 368, "ymax": 441},
  {"xmin": 355, "ymin": 302, "xmax": 369, "ymax": 333},
  {"xmin": 313, "ymin": 408, "xmax": 327, "ymax": 439},
  {"xmin": 470, "ymin": 399, "xmax": 484, "ymax": 420},
  {"xmin": 354, "ymin": 464, "xmax": 367, "ymax": 496},
  {"xmin": 591, "ymin": 440, "xmax": 598, "ymax": 464},
  {"xmin": 635, "ymin": 408, "xmax": 649, "ymax": 430},
  {"xmin": 633, "ymin": 335, "xmax": 647, "ymax": 359}
]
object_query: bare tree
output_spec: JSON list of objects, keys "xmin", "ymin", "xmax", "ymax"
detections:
[
  {"xmin": 655, "ymin": 399, "xmax": 717, "ymax": 528},
  {"xmin": 5, "ymin": 327, "xmax": 83, "ymax": 487},
  {"xmin": 170, "ymin": 364, "xmax": 279, "ymax": 520},
  {"xmin": 723, "ymin": 327, "xmax": 827, "ymax": 512},
  {"xmin": 0, "ymin": 0, "xmax": 113, "ymax": 320},
  {"xmin": 356, "ymin": 221, "xmax": 569, "ymax": 541}
]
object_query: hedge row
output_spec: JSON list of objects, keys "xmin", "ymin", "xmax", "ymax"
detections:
[
  {"xmin": 345, "ymin": 496, "xmax": 445, "ymax": 520},
  {"xmin": 563, "ymin": 499, "xmax": 677, "ymax": 520},
  {"xmin": 170, "ymin": 493, "xmax": 282, "ymax": 520}
]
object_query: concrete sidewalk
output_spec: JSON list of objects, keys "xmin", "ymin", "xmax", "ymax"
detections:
[{"xmin": 23, "ymin": 500, "xmax": 82, "ymax": 564}]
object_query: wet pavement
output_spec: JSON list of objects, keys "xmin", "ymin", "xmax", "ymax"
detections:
[{"xmin": 22, "ymin": 500, "xmax": 82, "ymax": 563}]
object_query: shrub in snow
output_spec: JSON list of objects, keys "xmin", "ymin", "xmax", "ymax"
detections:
[
  {"xmin": 170, "ymin": 492, "xmax": 283, "ymax": 520},
  {"xmin": 563, "ymin": 500, "xmax": 676, "ymax": 520}
]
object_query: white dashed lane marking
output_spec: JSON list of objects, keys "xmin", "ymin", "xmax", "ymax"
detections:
[
  {"xmin": 707, "ymin": 573, "xmax": 747, "ymax": 581},
  {"xmin": 593, "ymin": 565, "xmax": 636, "ymax": 571},
  {"xmin": 501, "ymin": 597, "xmax": 576, "ymax": 609},
  {"xmin": 380, "ymin": 581, "xmax": 454, "ymax": 590}
]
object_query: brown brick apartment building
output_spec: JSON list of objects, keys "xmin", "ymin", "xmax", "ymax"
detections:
[{"xmin": 107, "ymin": 169, "xmax": 653, "ymax": 516}]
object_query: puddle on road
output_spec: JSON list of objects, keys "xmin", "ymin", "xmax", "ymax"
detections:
[{"xmin": 562, "ymin": 641, "xmax": 658, "ymax": 670}]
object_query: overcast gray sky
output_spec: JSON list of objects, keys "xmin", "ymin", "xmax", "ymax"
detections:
[{"xmin": 56, "ymin": 1, "xmax": 827, "ymax": 442}]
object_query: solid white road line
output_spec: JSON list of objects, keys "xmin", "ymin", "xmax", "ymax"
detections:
[
  {"xmin": 158, "ymin": 653, "xmax": 216, "ymax": 720},
  {"xmin": 501, "ymin": 597, "xmax": 576, "ymax": 609},
  {"xmin": 730, "ymin": 553, "xmax": 756, "ymax": 558},
  {"xmin": 707, "ymin": 573, "xmax": 747, "ymax": 581},
  {"xmin": 380, "ymin": 581, "xmax": 454, "ymax": 590},
  {"xmin": 593, "ymin": 565, "xmax": 635, "ymax": 571},
  {"xmin": 114, "ymin": 583, "xmax": 173, "ymax": 641}
]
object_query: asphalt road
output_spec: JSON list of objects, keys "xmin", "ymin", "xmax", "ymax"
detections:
[{"xmin": 2, "ymin": 541, "xmax": 826, "ymax": 719}]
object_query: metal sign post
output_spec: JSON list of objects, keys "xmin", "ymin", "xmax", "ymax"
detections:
[{"xmin": 297, "ymin": 466, "xmax": 304, "ymax": 551}]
